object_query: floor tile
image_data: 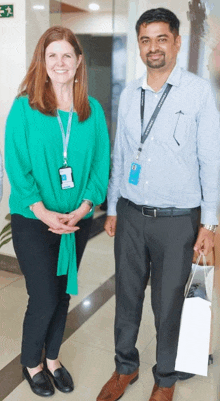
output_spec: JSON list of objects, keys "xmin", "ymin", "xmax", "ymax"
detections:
[
  {"xmin": 175, "ymin": 376, "xmax": 218, "ymax": 401},
  {"xmin": 0, "ymin": 279, "xmax": 28, "ymax": 370},
  {"xmin": 140, "ymin": 336, "xmax": 157, "ymax": 366},
  {"xmin": 69, "ymin": 298, "xmax": 116, "ymax": 353},
  {"xmin": 0, "ymin": 270, "xmax": 21, "ymax": 290},
  {"xmin": 77, "ymin": 233, "xmax": 115, "ymax": 288},
  {"xmin": 70, "ymin": 292, "xmax": 155, "ymax": 356}
]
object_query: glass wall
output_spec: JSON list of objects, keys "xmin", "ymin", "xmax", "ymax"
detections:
[
  {"xmin": 50, "ymin": 0, "xmax": 129, "ymax": 145},
  {"xmin": 111, "ymin": 0, "xmax": 129, "ymax": 144}
]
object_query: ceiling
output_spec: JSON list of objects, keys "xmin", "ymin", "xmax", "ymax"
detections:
[{"xmin": 60, "ymin": 0, "xmax": 127, "ymax": 14}]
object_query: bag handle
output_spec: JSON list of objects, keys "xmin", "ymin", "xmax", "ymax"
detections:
[{"xmin": 185, "ymin": 254, "xmax": 208, "ymax": 298}]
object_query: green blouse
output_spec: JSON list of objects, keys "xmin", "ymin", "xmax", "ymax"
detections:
[{"xmin": 5, "ymin": 96, "xmax": 110, "ymax": 294}]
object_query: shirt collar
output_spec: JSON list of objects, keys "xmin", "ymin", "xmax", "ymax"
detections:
[{"xmin": 138, "ymin": 63, "xmax": 182, "ymax": 92}]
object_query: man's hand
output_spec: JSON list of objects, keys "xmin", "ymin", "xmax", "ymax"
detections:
[
  {"xmin": 104, "ymin": 216, "xmax": 117, "ymax": 237},
  {"xmin": 193, "ymin": 227, "xmax": 215, "ymax": 256}
]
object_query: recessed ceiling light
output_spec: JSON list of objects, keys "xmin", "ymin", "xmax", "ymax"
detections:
[
  {"xmin": 33, "ymin": 5, "xmax": 45, "ymax": 10},
  {"xmin": 89, "ymin": 3, "xmax": 100, "ymax": 11}
]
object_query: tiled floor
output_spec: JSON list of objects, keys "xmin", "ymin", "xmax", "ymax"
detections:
[{"xmin": 0, "ymin": 230, "xmax": 220, "ymax": 401}]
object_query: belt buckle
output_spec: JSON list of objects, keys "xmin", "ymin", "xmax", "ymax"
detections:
[{"xmin": 142, "ymin": 207, "xmax": 157, "ymax": 217}]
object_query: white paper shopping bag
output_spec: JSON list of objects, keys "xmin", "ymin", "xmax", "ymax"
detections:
[
  {"xmin": 175, "ymin": 255, "xmax": 214, "ymax": 376},
  {"xmin": 174, "ymin": 297, "xmax": 212, "ymax": 376}
]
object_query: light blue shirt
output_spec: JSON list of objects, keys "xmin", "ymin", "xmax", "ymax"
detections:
[{"xmin": 107, "ymin": 65, "xmax": 220, "ymax": 224}]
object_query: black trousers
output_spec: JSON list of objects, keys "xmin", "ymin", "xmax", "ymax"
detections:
[
  {"xmin": 114, "ymin": 197, "xmax": 199, "ymax": 387},
  {"xmin": 11, "ymin": 214, "xmax": 92, "ymax": 368}
]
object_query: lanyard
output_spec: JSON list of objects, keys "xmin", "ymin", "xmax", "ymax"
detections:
[
  {"xmin": 136, "ymin": 83, "xmax": 172, "ymax": 160},
  {"xmin": 57, "ymin": 108, "xmax": 73, "ymax": 167}
]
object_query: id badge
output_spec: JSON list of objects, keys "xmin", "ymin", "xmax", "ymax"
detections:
[
  {"xmin": 128, "ymin": 162, "xmax": 141, "ymax": 185},
  {"xmin": 59, "ymin": 166, "xmax": 74, "ymax": 189}
]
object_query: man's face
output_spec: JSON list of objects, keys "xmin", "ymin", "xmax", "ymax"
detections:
[{"xmin": 138, "ymin": 21, "xmax": 181, "ymax": 71}]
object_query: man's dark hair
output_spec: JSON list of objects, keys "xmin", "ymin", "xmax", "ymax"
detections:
[{"xmin": 136, "ymin": 8, "xmax": 180, "ymax": 37}]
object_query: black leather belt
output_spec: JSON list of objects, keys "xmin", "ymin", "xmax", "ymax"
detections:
[{"xmin": 124, "ymin": 198, "xmax": 197, "ymax": 218}]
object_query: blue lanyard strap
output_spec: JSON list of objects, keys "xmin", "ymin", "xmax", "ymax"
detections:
[
  {"xmin": 137, "ymin": 83, "xmax": 172, "ymax": 159},
  {"xmin": 57, "ymin": 107, "xmax": 73, "ymax": 166}
]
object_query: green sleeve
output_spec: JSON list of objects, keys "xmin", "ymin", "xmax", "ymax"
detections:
[
  {"xmin": 5, "ymin": 98, "xmax": 42, "ymax": 208},
  {"xmin": 83, "ymin": 100, "xmax": 110, "ymax": 206}
]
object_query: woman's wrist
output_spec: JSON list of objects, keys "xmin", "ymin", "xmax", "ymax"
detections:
[
  {"xmin": 77, "ymin": 201, "xmax": 91, "ymax": 217},
  {"xmin": 30, "ymin": 201, "xmax": 47, "ymax": 219},
  {"xmin": 29, "ymin": 201, "xmax": 40, "ymax": 212},
  {"xmin": 82, "ymin": 199, "xmax": 93, "ymax": 212}
]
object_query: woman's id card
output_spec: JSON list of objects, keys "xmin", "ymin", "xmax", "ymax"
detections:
[
  {"xmin": 59, "ymin": 166, "xmax": 74, "ymax": 189},
  {"xmin": 128, "ymin": 162, "xmax": 141, "ymax": 185}
]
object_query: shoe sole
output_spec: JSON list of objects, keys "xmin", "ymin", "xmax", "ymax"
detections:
[
  {"xmin": 115, "ymin": 374, "xmax": 139, "ymax": 401},
  {"xmin": 53, "ymin": 382, "xmax": 74, "ymax": 393}
]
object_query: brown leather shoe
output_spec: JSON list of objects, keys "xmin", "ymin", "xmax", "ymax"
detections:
[
  {"xmin": 149, "ymin": 384, "xmax": 159, "ymax": 398},
  {"xmin": 149, "ymin": 384, "xmax": 175, "ymax": 401},
  {"xmin": 96, "ymin": 369, "xmax": 139, "ymax": 401}
]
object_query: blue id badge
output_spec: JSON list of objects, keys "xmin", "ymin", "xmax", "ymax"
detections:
[{"xmin": 128, "ymin": 163, "xmax": 141, "ymax": 185}]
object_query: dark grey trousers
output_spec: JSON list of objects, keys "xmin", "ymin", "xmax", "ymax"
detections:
[{"xmin": 114, "ymin": 197, "xmax": 199, "ymax": 387}]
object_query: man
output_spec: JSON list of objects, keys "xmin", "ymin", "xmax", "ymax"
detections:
[{"xmin": 96, "ymin": 8, "xmax": 220, "ymax": 401}]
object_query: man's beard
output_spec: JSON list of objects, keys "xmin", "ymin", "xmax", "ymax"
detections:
[{"xmin": 146, "ymin": 52, "xmax": 165, "ymax": 69}]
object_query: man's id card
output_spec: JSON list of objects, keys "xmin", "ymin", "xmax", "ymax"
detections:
[
  {"xmin": 128, "ymin": 162, "xmax": 141, "ymax": 185},
  {"xmin": 59, "ymin": 167, "xmax": 74, "ymax": 189}
]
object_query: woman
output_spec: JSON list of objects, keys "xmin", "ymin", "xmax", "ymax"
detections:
[{"xmin": 5, "ymin": 26, "xmax": 110, "ymax": 397}]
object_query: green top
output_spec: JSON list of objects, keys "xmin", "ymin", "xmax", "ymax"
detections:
[{"xmin": 5, "ymin": 95, "xmax": 110, "ymax": 294}]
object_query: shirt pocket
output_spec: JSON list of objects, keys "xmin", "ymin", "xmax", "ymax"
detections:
[{"xmin": 171, "ymin": 110, "xmax": 189, "ymax": 149}]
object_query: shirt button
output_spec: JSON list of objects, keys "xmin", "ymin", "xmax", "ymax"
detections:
[
  {"xmin": 155, "ymin": 94, "xmax": 158, "ymax": 98},
  {"xmin": 148, "ymin": 158, "xmax": 151, "ymax": 162},
  {"xmin": 151, "ymin": 137, "xmax": 154, "ymax": 140},
  {"xmin": 146, "ymin": 181, "xmax": 148, "ymax": 184}
]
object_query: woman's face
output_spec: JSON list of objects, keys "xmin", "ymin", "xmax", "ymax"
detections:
[{"xmin": 45, "ymin": 40, "xmax": 82, "ymax": 87}]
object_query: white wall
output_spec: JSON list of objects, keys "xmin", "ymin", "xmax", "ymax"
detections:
[
  {"xmin": 26, "ymin": 0, "xmax": 50, "ymax": 68},
  {"xmin": 0, "ymin": 0, "xmax": 26, "ymax": 256},
  {"xmin": 0, "ymin": 0, "xmax": 50, "ymax": 256},
  {"xmin": 61, "ymin": 11, "xmax": 127, "ymax": 35}
]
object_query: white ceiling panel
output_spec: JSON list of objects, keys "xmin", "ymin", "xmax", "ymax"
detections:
[{"xmin": 62, "ymin": 0, "xmax": 128, "ymax": 14}]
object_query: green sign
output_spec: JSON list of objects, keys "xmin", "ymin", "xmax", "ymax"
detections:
[{"xmin": 0, "ymin": 4, "xmax": 14, "ymax": 18}]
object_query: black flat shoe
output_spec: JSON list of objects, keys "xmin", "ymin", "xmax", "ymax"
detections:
[
  {"xmin": 22, "ymin": 367, "xmax": 55, "ymax": 397},
  {"xmin": 44, "ymin": 363, "xmax": 74, "ymax": 393}
]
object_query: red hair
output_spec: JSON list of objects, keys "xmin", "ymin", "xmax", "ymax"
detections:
[{"xmin": 18, "ymin": 26, "xmax": 90, "ymax": 122}]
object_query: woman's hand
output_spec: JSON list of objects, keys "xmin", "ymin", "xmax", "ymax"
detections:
[
  {"xmin": 48, "ymin": 201, "xmax": 91, "ymax": 235},
  {"xmin": 31, "ymin": 201, "xmax": 78, "ymax": 234}
]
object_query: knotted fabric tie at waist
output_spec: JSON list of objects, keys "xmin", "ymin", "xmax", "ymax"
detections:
[{"xmin": 57, "ymin": 232, "xmax": 78, "ymax": 295}]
